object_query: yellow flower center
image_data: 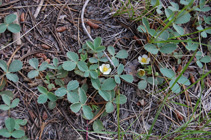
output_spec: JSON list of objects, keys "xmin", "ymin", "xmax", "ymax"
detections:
[
  {"xmin": 141, "ymin": 58, "xmax": 147, "ymax": 63},
  {"xmin": 138, "ymin": 69, "xmax": 145, "ymax": 76},
  {"xmin": 103, "ymin": 66, "xmax": 109, "ymax": 72}
]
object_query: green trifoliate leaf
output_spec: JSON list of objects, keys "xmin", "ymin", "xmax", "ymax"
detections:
[
  {"xmin": 78, "ymin": 88, "xmax": 87, "ymax": 104},
  {"xmin": 82, "ymin": 105, "xmax": 94, "ymax": 120},
  {"xmin": 144, "ymin": 44, "xmax": 158, "ymax": 54},
  {"xmin": 169, "ymin": 79, "xmax": 180, "ymax": 93},
  {"xmin": 90, "ymin": 71, "xmax": 98, "ymax": 79},
  {"xmin": 169, "ymin": 2, "xmax": 179, "ymax": 11},
  {"xmin": 38, "ymin": 86, "xmax": 48, "ymax": 94},
  {"xmin": 116, "ymin": 50, "xmax": 128, "ymax": 59},
  {"xmin": 111, "ymin": 57, "xmax": 119, "ymax": 66},
  {"xmin": 77, "ymin": 61, "xmax": 88, "ymax": 71},
  {"xmin": 70, "ymin": 102, "xmax": 81, "ymax": 113},
  {"xmin": 160, "ymin": 43, "xmax": 177, "ymax": 54},
  {"xmin": 8, "ymin": 60, "xmax": 22, "ymax": 72},
  {"xmin": 5, "ymin": 14, "xmax": 16, "ymax": 24},
  {"xmin": 37, "ymin": 94, "xmax": 47, "ymax": 104},
  {"xmin": 94, "ymin": 37, "xmax": 102, "ymax": 48},
  {"xmin": 55, "ymin": 87, "xmax": 67, "ymax": 97},
  {"xmin": 7, "ymin": 24, "xmax": 21, "ymax": 33},
  {"xmin": 62, "ymin": 61, "xmax": 76, "ymax": 71},
  {"xmin": 95, "ymin": 46, "xmax": 105, "ymax": 52},
  {"xmin": 48, "ymin": 101, "xmax": 56, "ymax": 110},
  {"xmin": 0, "ymin": 128, "xmax": 11, "ymax": 137},
  {"xmin": 99, "ymin": 90, "xmax": 109, "ymax": 101},
  {"xmin": 120, "ymin": 75, "xmax": 134, "ymax": 83},
  {"xmin": 0, "ymin": 105, "xmax": 10, "ymax": 110},
  {"xmin": 173, "ymin": 23, "xmax": 184, "ymax": 35},
  {"xmin": 107, "ymin": 46, "xmax": 115, "ymax": 56},
  {"xmin": 101, "ymin": 78, "xmax": 116, "ymax": 91},
  {"xmin": 29, "ymin": 58, "xmax": 39, "ymax": 69},
  {"xmin": 138, "ymin": 80, "xmax": 147, "ymax": 90},
  {"xmin": 89, "ymin": 57, "xmax": 98, "ymax": 63},
  {"xmin": 0, "ymin": 23, "xmax": 7, "ymax": 33},
  {"xmin": 2, "ymin": 94, "xmax": 11, "ymax": 106},
  {"xmin": 158, "ymin": 30, "xmax": 169, "ymax": 41},
  {"xmin": 5, "ymin": 117, "xmax": 15, "ymax": 132},
  {"xmin": 175, "ymin": 11, "xmax": 191, "ymax": 24},
  {"xmin": 177, "ymin": 76, "xmax": 191, "ymax": 85},
  {"xmin": 93, "ymin": 119, "xmax": 104, "ymax": 132},
  {"xmin": 67, "ymin": 80, "xmax": 79, "ymax": 91},
  {"xmin": 117, "ymin": 64, "xmax": 124, "ymax": 75},
  {"xmin": 39, "ymin": 61, "xmax": 48, "ymax": 71},
  {"xmin": 105, "ymin": 102, "xmax": 114, "ymax": 113},
  {"xmin": 160, "ymin": 68, "xmax": 176, "ymax": 79},
  {"xmin": 91, "ymin": 79, "xmax": 101, "ymax": 90},
  {"xmin": 186, "ymin": 41, "xmax": 198, "ymax": 51},
  {"xmin": 6, "ymin": 73, "xmax": 19, "ymax": 82},
  {"xmin": 86, "ymin": 40, "xmax": 95, "ymax": 50},
  {"xmin": 47, "ymin": 92, "xmax": 57, "ymax": 101},
  {"xmin": 67, "ymin": 91, "xmax": 79, "ymax": 103},
  {"xmin": 27, "ymin": 70, "xmax": 39, "ymax": 79},
  {"xmin": 114, "ymin": 94, "xmax": 127, "ymax": 104},
  {"xmin": 67, "ymin": 51, "xmax": 79, "ymax": 62},
  {"xmin": 165, "ymin": 8, "xmax": 174, "ymax": 21}
]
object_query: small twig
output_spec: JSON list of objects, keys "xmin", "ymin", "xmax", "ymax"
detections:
[
  {"xmin": 81, "ymin": 0, "xmax": 115, "ymax": 68},
  {"xmin": 13, "ymin": 12, "xmax": 22, "ymax": 46},
  {"xmin": 34, "ymin": 0, "xmax": 44, "ymax": 19}
]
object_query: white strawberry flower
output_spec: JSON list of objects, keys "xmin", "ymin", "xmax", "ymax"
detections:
[
  {"xmin": 99, "ymin": 64, "xmax": 111, "ymax": 75},
  {"xmin": 138, "ymin": 54, "xmax": 150, "ymax": 65}
]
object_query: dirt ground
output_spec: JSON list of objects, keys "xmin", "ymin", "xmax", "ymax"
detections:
[{"xmin": 0, "ymin": 0, "xmax": 211, "ymax": 140}]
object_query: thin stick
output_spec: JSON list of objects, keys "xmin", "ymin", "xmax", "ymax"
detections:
[
  {"xmin": 34, "ymin": 0, "xmax": 44, "ymax": 18},
  {"xmin": 81, "ymin": 0, "xmax": 115, "ymax": 68}
]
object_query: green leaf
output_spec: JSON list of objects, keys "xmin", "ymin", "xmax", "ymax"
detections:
[
  {"xmin": 29, "ymin": 58, "xmax": 39, "ymax": 69},
  {"xmin": 107, "ymin": 46, "xmax": 115, "ymax": 56},
  {"xmin": 90, "ymin": 71, "xmax": 98, "ymax": 79},
  {"xmin": 89, "ymin": 57, "xmax": 98, "ymax": 63},
  {"xmin": 173, "ymin": 23, "xmax": 184, "ymax": 35},
  {"xmin": 70, "ymin": 102, "xmax": 81, "ymax": 113},
  {"xmin": 120, "ymin": 75, "xmax": 133, "ymax": 83},
  {"xmin": 196, "ymin": 51, "xmax": 202, "ymax": 60},
  {"xmin": 114, "ymin": 94, "xmax": 127, "ymax": 104},
  {"xmin": 38, "ymin": 86, "xmax": 48, "ymax": 94},
  {"xmin": 7, "ymin": 24, "xmax": 21, "ymax": 33},
  {"xmin": 93, "ymin": 119, "xmax": 104, "ymax": 132},
  {"xmin": 160, "ymin": 43, "xmax": 177, "ymax": 54},
  {"xmin": 5, "ymin": 14, "xmax": 16, "ymax": 24},
  {"xmin": 138, "ymin": 80, "xmax": 147, "ymax": 90},
  {"xmin": 67, "ymin": 80, "xmax": 79, "ymax": 91},
  {"xmin": 37, "ymin": 94, "xmax": 47, "ymax": 104},
  {"xmin": 147, "ymin": 77, "xmax": 159, "ymax": 85},
  {"xmin": 55, "ymin": 87, "xmax": 67, "ymax": 97},
  {"xmin": 47, "ymin": 92, "xmax": 57, "ymax": 101},
  {"xmin": 95, "ymin": 46, "xmax": 106, "ymax": 52},
  {"xmin": 137, "ymin": 25, "xmax": 146, "ymax": 33},
  {"xmin": 175, "ymin": 11, "xmax": 191, "ymax": 24},
  {"xmin": 144, "ymin": 44, "xmax": 158, "ymax": 54},
  {"xmin": 8, "ymin": 60, "xmax": 22, "ymax": 72},
  {"xmin": 94, "ymin": 37, "xmax": 102, "ymax": 48},
  {"xmin": 67, "ymin": 51, "xmax": 79, "ymax": 62},
  {"xmin": 91, "ymin": 79, "xmax": 101, "ymax": 90},
  {"xmin": 105, "ymin": 102, "xmax": 114, "ymax": 113},
  {"xmin": 169, "ymin": 2, "xmax": 179, "ymax": 11},
  {"xmin": 0, "ymin": 60, "xmax": 7, "ymax": 72},
  {"xmin": 53, "ymin": 58, "xmax": 59, "ymax": 67},
  {"xmin": 99, "ymin": 90, "xmax": 109, "ymax": 101},
  {"xmin": 67, "ymin": 91, "xmax": 79, "ymax": 103},
  {"xmin": 169, "ymin": 79, "xmax": 180, "ymax": 93},
  {"xmin": 177, "ymin": 76, "xmax": 191, "ymax": 85},
  {"xmin": 111, "ymin": 57, "xmax": 119, "ymax": 66},
  {"xmin": 0, "ymin": 23, "xmax": 7, "ymax": 33},
  {"xmin": 160, "ymin": 68, "xmax": 176, "ymax": 79},
  {"xmin": 186, "ymin": 41, "xmax": 198, "ymax": 51},
  {"xmin": 6, "ymin": 73, "xmax": 19, "ymax": 82},
  {"xmin": 27, "ymin": 70, "xmax": 39, "ymax": 79},
  {"xmin": 200, "ymin": 56, "xmax": 211, "ymax": 63},
  {"xmin": 78, "ymin": 88, "xmax": 87, "ymax": 104},
  {"xmin": 116, "ymin": 50, "xmax": 128, "ymax": 59},
  {"xmin": 11, "ymin": 130, "xmax": 25, "ymax": 138},
  {"xmin": 77, "ymin": 61, "xmax": 88, "ymax": 71},
  {"xmin": 10, "ymin": 98, "xmax": 19, "ymax": 108},
  {"xmin": 205, "ymin": 27, "xmax": 211, "ymax": 34},
  {"xmin": 115, "ymin": 75, "xmax": 121, "ymax": 84},
  {"xmin": 142, "ymin": 17, "xmax": 150, "ymax": 30},
  {"xmin": 82, "ymin": 105, "xmax": 94, "ymax": 120},
  {"xmin": 117, "ymin": 64, "xmax": 124, "ymax": 75},
  {"xmin": 57, "ymin": 69, "xmax": 68, "ymax": 78},
  {"xmin": 165, "ymin": 8, "xmax": 174, "ymax": 21},
  {"xmin": 101, "ymin": 78, "xmax": 116, "ymax": 91},
  {"xmin": 158, "ymin": 30, "xmax": 169, "ymax": 41},
  {"xmin": 0, "ymin": 90, "xmax": 14, "ymax": 98},
  {"xmin": 62, "ymin": 61, "xmax": 76, "ymax": 71},
  {"xmin": 5, "ymin": 117, "xmax": 15, "ymax": 132},
  {"xmin": 0, "ymin": 104, "xmax": 10, "ymax": 110},
  {"xmin": 86, "ymin": 40, "xmax": 95, "ymax": 50},
  {"xmin": 39, "ymin": 61, "xmax": 48, "ymax": 71},
  {"xmin": 0, "ymin": 128, "xmax": 11, "ymax": 137},
  {"xmin": 196, "ymin": 60, "xmax": 203, "ymax": 68},
  {"xmin": 2, "ymin": 94, "xmax": 11, "ymax": 105},
  {"xmin": 48, "ymin": 101, "xmax": 56, "ymax": 110}
]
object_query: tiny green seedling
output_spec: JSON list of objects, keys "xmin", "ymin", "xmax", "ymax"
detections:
[{"xmin": 0, "ymin": 14, "xmax": 21, "ymax": 33}]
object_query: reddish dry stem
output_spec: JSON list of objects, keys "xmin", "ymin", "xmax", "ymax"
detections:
[
  {"xmin": 56, "ymin": 26, "xmax": 67, "ymax": 32},
  {"xmin": 86, "ymin": 20, "xmax": 99, "ymax": 29}
]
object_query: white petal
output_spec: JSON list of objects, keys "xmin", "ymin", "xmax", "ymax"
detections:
[
  {"xmin": 146, "ymin": 58, "xmax": 150, "ymax": 64},
  {"xmin": 105, "ymin": 64, "xmax": 110, "ymax": 68},
  {"xmin": 142, "ymin": 54, "xmax": 148, "ymax": 58},
  {"xmin": 99, "ymin": 66, "xmax": 103, "ymax": 73},
  {"xmin": 138, "ymin": 56, "xmax": 142, "ymax": 61},
  {"xmin": 104, "ymin": 68, "xmax": 111, "ymax": 74}
]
